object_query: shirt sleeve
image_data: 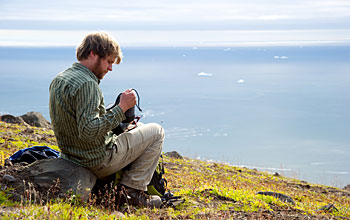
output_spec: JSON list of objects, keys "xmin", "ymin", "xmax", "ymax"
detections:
[{"xmin": 75, "ymin": 81, "xmax": 125, "ymax": 141}]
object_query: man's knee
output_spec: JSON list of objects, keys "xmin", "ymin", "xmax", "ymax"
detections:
[
  {"xmin": 146, "ymin": 123, "xmax": 164, "ymax": 150},
  {"xmin": 132, "ymin": 122, "xmax": 164, "ymax": 150},
  {"xmin": 150, "ymin": 122, "xmax": 165, "ymax": 141}
]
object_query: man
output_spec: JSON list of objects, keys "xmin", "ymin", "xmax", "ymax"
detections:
[{"xmin": 49, "ymin": 32, "xmax": 164, "ymax": 208}]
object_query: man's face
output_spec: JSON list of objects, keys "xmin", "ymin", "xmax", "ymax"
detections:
[{"xmin": 91, "ymin": 54, "xmax": 116, "ymax": 80}]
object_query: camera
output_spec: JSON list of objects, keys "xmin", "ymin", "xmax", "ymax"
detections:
[{"xmin": 106, "ymin": 89, "xmax": 142, "ymax": 135}]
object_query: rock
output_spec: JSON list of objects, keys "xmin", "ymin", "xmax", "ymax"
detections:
[
  {"xmin": 21, "ymin": 158, "xmax": 96, "ymax": 201},
  {"xmin": 164, "ymin": 151, "xmax": 183, "ymax": 159},
  {"xmin": 0, "ymin": 112, "xmax": 50, "ymax": 129},
  {"xmin": 343, "ymin": 184, "xmax": 350, "ymax": 191},
  {"xmin": 257, "ymin": 191, "xmax": 296, "ymax": 205},
  {"xmin": 20, "ymin": 112, "xmax": 51, "ymax": 128},
  {"xmin": 0, "ymin": 114, "xmax": 28, "ymax": 125},
  {"xmin": 273, "ymin": 172, "xmax": 280, "ymax": 177},
  {"xmin": 3, "ymin": 174, "xmax": 16, "ymax": 183}
]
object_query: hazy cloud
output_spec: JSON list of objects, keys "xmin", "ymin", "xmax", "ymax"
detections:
[
  {"xmin": 1, "ymin": 0, "xmax": 349, "ymax": 46},
  {"xmin": 1, "ymin": 0, "xmax": 350, "ymax": 29}
]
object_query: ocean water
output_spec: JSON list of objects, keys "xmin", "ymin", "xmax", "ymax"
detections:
[{"xmin": 0, "ymin": 46, "xmax": 349, "ymax": 187}]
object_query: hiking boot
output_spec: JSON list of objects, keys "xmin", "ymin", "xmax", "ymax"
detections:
[{"xmin": 123, "ymin": 185, "xmax": 162, "ymax": 208}]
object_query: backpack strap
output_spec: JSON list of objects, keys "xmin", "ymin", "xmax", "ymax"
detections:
[{"xmin": 161, "ymin": 191, "xmax": 185, "ymax": 208}]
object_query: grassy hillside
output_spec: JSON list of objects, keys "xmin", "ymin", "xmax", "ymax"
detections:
[{"xmin": 0, "ymin": 120, "xmax": 349, "ymax": 219}]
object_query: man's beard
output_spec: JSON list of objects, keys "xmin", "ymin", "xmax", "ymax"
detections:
[{"xmin": 92, "ymin": 57, "xmax": 104, "ymax": 79}]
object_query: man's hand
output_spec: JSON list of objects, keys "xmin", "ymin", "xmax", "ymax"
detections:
[{"xmin": 118, "ymin": 89, "xmax": 137, "ymax": 113}]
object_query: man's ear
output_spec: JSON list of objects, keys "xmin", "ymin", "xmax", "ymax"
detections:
[
  {"xmin": 88, "ymin": 51, "xmax": 100, "ymax": 63},
  {"xmin": 89, "ymin": 51, "xmax": 97, "ymax": 59}
]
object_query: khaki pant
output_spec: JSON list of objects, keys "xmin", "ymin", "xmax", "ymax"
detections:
[{"xmin": 89, "ymin": 123, "xmax": 164, "ymax": 191}]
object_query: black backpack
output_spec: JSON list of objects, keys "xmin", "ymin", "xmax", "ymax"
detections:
[{"xmin": 113, "ymin": 155, "xmax": 167, "ymax": 197}]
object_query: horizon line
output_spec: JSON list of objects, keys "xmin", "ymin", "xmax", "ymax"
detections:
[
  {"xmin": 1, "ymin": 29, "xmax": 350, "ymax": 48},
  {"xmin": 1, "ymin": 41, "xmax": 350, "ymax": 48}
]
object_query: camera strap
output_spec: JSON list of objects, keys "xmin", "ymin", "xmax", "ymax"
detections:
[
  {"xmin": 132, "ymin": 89, "xmax": 142, "ymax": 112},
  {"xmin": 106, "ymin": 88, "xmax": 142, "ymax": 112}
]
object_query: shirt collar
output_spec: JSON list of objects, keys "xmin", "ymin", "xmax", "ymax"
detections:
[{"xmin": 73, "ymin": 62, "xmax": 101, "ymax": 84}]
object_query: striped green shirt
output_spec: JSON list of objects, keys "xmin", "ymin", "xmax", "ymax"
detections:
[{"xmin": 49, "ymin": 62, "xmax": 125, "ymax": 167}]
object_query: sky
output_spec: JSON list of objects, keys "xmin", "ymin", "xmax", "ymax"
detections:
[{"xmin": 0, "ymin": 0, "xmax": 350, "ymax": 47}]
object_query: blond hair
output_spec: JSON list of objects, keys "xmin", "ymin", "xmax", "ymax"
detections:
[{"xmin": 76, "ymin": 32, "xmax": 123, "ymax": 64}]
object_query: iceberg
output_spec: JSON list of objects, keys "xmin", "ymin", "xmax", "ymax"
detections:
[{"xmin": 197, "ymin": 72, "xmax": 213, "ymax": 77}]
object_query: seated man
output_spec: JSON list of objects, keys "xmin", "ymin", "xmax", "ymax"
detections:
[{"xmin": 49, "ymin": 32, "xmax": 164, "ymax": 208}]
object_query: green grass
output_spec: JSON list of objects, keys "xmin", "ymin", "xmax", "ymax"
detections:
[{"xmin": 1, "ymin": 121, "xmax": 350, "ymax": 219}]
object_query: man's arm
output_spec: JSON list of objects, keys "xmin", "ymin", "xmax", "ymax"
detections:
[{"xmin": 75, "ymin": 81, "xmax": 125, "ymax": 142}]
